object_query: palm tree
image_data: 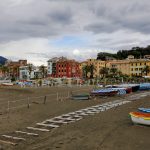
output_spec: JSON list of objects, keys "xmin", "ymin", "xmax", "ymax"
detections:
[
  {"xmin": 39, "ymin": 65, "xmax": 47, "ymax": 78},
  {"xmin": 99, "ymin": 67, "xmax": 109, "ymax": 78},
  {"xmin": 142, "ymin": 65, "xmax": 150, "ymax": 76},
  {"xmin": 89, "ymin": 64, "xmax": 95, "ymax": 79},
  {"xmin": 110, "ymin": 68, "xmax": 118, "ymax": 77},
  {"xmin": 82, "ymin": 65, "xmax": 90, "ymax": 79},
  {"xmin": 28, "ymin": 63, "xmax": 33, "ymax": 79}
]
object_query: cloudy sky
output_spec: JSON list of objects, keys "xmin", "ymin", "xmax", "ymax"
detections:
[{"xmin": 0, "ymin": 0, "xmax": 150, "ymax": 65}]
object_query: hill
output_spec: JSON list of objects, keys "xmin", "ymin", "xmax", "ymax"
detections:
[
  {"xmin": 97, "ymin": 45, "xmax": 150, "ymax": 60},
  {"xmin": 0, "ymin": 56, "xmax": 7, "ymax": 65}
]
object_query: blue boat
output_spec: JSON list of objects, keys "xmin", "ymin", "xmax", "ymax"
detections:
[
  {"xmin": 139, "ymin": 83, "xmax": 150, "ymax": 91},
  {"xmin": 138, "ymin": 108, "xmax": 150, "ymax": 113},
  {"xmin": 91, "ymin": 89, "xmax": 118, "ymax": 96}
]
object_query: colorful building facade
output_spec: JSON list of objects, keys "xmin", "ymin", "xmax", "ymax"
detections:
[
  {"xmin": 56, "ymin": 58, "xmax": 80, "ymax": 78},
  {"xmin": 47, "ymin": 57, "xmax": 81, "ymax": 78}
]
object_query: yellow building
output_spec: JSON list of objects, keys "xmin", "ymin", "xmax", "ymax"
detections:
[
  {"xmin": 80, "ymin": 58, "xmax": 150, "ymax": 78},
  {"xmin": 80, "ymin": 59, "xmax": 106, "ymax": 78},
  {"xmin": 109, "ymin": 59, "xmax": 150, "ymax": 77},
  {"xmin": 109, "ymin": 60, "xmax": 130, "ymax": 76},
  {"xmin": 87, "ymin": 59, "xmax": 106, "ymax": 77},
  {"xmin": 130, "ymin": 59, "xmax": 150, "ymax": 76}
]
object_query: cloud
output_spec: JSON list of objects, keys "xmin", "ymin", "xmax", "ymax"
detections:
[
  {"xmin": 0, "ymin": 0, "xmax": 150, "ymax": 65},
  {"xmin": 73, "ymin": 49, "xmax": 80, "ymax": 56}
]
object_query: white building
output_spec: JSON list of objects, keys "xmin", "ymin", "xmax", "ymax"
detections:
[
  {"xmin": 19, "ymin": 66, "xmax": 30, "ymax": 80},
  {"xmin": 47, "ymin": 57, "xmax": 59, "ymax": 76},
  {"xmin": 19, "ymin": 66, "xmax": 42, "ymax": 80}
]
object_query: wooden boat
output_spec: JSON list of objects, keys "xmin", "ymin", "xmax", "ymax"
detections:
[
  {"xmin": 72, "ymin": 94, "xmax": 90, "ymax": 100},
  {"xmin": 129, "ymin": 112, "xmax": 150, "ymax": 125},
  {"xmin": 138, "ymin": 108, "xmax": 150, "ymax": 113}
]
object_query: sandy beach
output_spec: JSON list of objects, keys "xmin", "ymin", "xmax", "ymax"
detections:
[{"xmin": 0, "ymin": 86, "xmax": 150, "ymax": 150}]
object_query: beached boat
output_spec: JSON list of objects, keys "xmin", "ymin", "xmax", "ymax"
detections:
[
  {"xmin": 1, "ymin": 82, "xmax": 14, "ymax": 86},
  {"xmin": 138, "ymin": 108, "xmax": 150, "ymax": 113},
  {"xmin": 72, "ymin": 94, "xmax": 90, "ymax": 100},
  {"xmin": 91, "ymin": 89, "xmax": 118, "ymax": 96},
  {"xmin": 129, "ymin": 112, "xmax": 150, "ymax": 125},
  {"xmin": 107, "ymin": 88, "xmax": 127, "ymax": 95},
  {"xmin": 139, "ymin": 83, "xmax": 150, "ymax": 91},
  {"xmin": 115, "ymin": 84, "xmax": 140, "ymax": 92}
]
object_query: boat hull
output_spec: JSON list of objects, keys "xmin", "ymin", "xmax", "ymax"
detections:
[
  {"xmin": 130, "ymin": 112, "xmax": 150, "ymax": 126},
  {"xmin": 72, "ymin": 94, "xmax": 90, "ymax": 100},
  {"xmin": 130, "ymin": 115, "xmax": 150, "ymax": 125},
  {"xmin": 138, "ymin": 108, "xmax": 150, "ymax": 113},
  {"xmin": 1, "ymin": 83, "xmax": 14, "ymax": 86}
]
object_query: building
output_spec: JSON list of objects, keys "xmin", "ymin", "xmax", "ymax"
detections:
[
  {"xmin": 56, "ymin": 57, "xmax": 80, "ymax": 78},
  {"xmin": 5, "ymin": 60, "xmax": 27, "ymax": 79},
  {"xmin": 80, "ymin": 59, "xmax": 106, "ymax": 78},
  {"xmin": 19, "ymin": 65, "xmax": 42, "ymax": 80},
  {"xmin": 144, "ymin": 55, "xmax": 150, "ymax": 59},
  {"xmin": 81, "ymin": 57, "xmax": 150, "ymax": 78},
  {"xmin": 47, "ymin": 57, "xmax": 81, "ymax": 78},
  {"xmin": 126, "ymin": 55, "xmax": 135, "ymax": 60},
  {"xmin": 109, "ymin": 60, "xmax": 130, "ymax": 76},
  {"xmin": 19, "ymin": 66, "xmax": 30, "ymax": 80},
  {"xmin": 47, "ymin": 57, "xmax": 60, "ymax": 77},
  {"xmin": 130, "ymin": 59, "xmax": 150, "ymax": 76}
]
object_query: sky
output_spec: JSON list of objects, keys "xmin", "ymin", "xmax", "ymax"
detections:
[{"xmin": 0, "ymin": 0, "xmax": 150, "ymax": 65}]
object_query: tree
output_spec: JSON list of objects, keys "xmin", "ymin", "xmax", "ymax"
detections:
[
  {"xmin": 110, "ymin": 68, "xmax": 118, "ymax": 77},
  {"xmin": 99, "ymin": 67, "xmax": 109, "ymax": 78},
  {"xmin": 89, "ymin": 64, "xmax": 95, "ymax": 79},
  {"xmin": 82, "ymin": 65, "xmax": 90, "ymax": 79},
  {"xmin": 0, "ymin": 65, "xmax": 9, "ymax": 77},
  {"xmin": 28, "ymin": 63, "xmax": 33, "ymax": 79},
  {"xmin": 142, "ymin": 65, "xmax": 150, "ymax": 76},
  {"xmin": 39, "ymin": 65, "xmax": 47, "ymax": 78}
]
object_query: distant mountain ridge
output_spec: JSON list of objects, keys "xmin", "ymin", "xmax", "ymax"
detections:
[{"xmin": 0, "ymin": 56, "xmax": 7, "ymax": 65}]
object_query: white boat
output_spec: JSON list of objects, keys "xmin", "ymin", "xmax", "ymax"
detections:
[
  {"xmin": 2, "ymin": 82, "xmax": 14, "ymax": 86},
  {"xmin": 130, "ymin": 112, "xmax": 150, "ymax": 126}
]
